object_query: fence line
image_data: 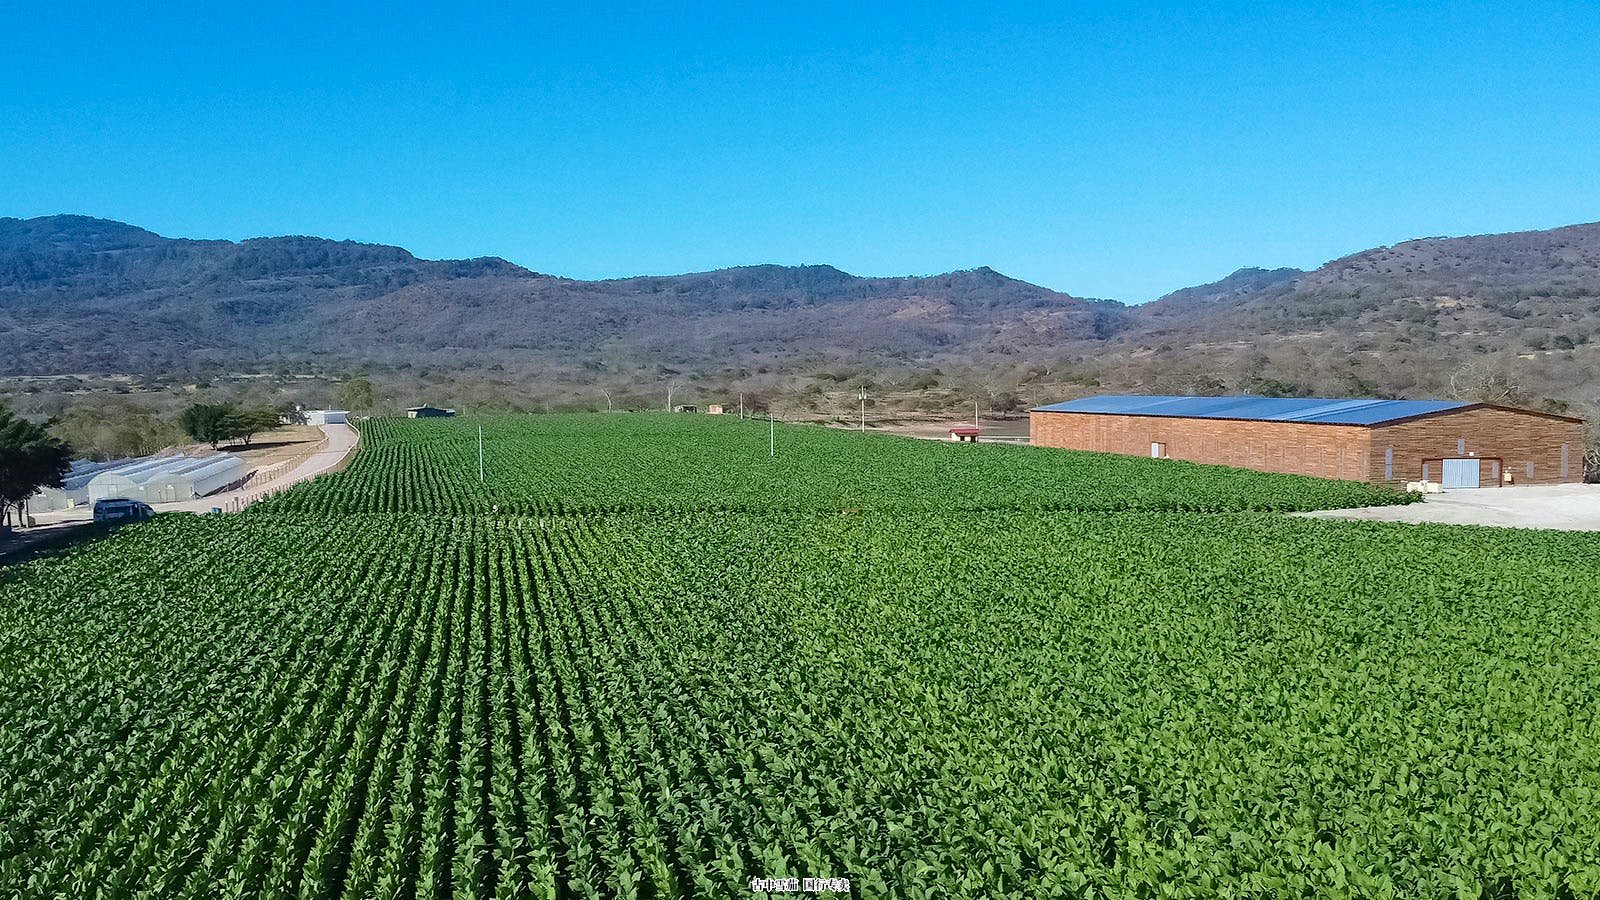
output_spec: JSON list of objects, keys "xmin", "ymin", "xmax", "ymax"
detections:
[{"xmin": 240, "ymin": 434, "xmax": 330, "ymax": 490}]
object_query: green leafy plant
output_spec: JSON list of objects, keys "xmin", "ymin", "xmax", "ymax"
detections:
[{"xmin": 3, "ymin": 415, "xmax": 1592, "ymax": 898}]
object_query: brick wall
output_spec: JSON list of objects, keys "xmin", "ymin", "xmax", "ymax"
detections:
[
  {"xmin": 1370, "ymin": 408, "xmax": 1585, "ymax": 485},
  {"xmin": 1029, "ymin": 412, "xmax": 1373, "ymax": 480},
  {"xmin": 1030, "ymin": 407, "xmax": 1586, "ymax": 484}
]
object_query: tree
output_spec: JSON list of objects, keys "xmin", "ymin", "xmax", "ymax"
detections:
[
  {"xmin": 181, "ymin": 404, "xmax": 283, "ymax": 448},
  {"xmin": 1448, "ymin": 361, "xmax": 1531, "ymax": 407},
  {"xmin": 180, "ymin": 404, "xmax": 236, "ymax": 449},
  {"xmin": 1585, "ymin": 414, "xmax": 1600, "ymax": 484},
  {"xmin": 226, "ymin": 407, "xmax": 282, "ymax": 447},
  {"xmin": 338, "ymin": 376, "xmax": 374, "ymax": 414},
  {"xmin": 0, "ymin": 404, "xmax": 73, "ymax": 528},
  {"xmin": 1584, "ymin": 431, "xmax": 1600, "ymax": 483}
]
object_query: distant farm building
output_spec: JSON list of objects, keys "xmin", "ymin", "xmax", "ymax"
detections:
[
  {"xmin": 673, "ymin": 405, "xmax": 699, "ymax": 413},
  {"xmin": 706, "ymin": 404, "xmax": 725, "ymax": 415},
  {"xmin": 406, "ymin": 405, "xmax": 456, "ymax": 418},
  {"xmin": 948, "ymin": 425, "xmax": 981, "ymax": 443},
  {"xmin": 305, "ymin": 409, "xmax": 348, "ymax": 425},
  {"xmin": 1031, "ymin": 395, "xmax": 1584, "ymax": 486}
]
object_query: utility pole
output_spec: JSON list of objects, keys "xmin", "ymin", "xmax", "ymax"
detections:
[
  {"xmin": 859, "ymin": 386, "xmax": 867, "ymax": 432},
  {"xmin": 739, "ymin": 393, "xmax": 744, "ymax": 419},
  {"xmin": 769, "ymin": 410, "xmax": 775, "ymax": 458},
  {"xmin": 974, "ymin": 400, "xmax": 980, "ymax": 429},
  {"xmin": 478, "ymin": 425, "xmax": 484, "ymax": 483},
  {"xmin": 666, "ymin": 382, "xmax": 674, "ymax": 412}
]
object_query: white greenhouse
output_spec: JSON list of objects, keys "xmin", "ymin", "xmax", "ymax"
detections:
[
  {"xmin": 27, "ymin": 458, "xmax": 138, "ymax": 512},
  {"xmin": 140, "ymin": 456, "xmax": 247, "ymax": 502},
  {"xmin": 85, "ymin": 454, "xmax": 247, "ymax": 504},
  {"xmin": 86, "ymin": 457, "xmax": 187, "ymax": 503}
]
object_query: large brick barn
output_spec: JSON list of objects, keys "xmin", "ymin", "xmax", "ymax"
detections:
[{"xmin": 1030, "ymin": 395, "xmax": 1585, "ymax": 486}]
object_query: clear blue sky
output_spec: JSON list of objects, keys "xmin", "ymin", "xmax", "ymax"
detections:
[{"xmin": 4, "ymin": 2, "xmax": 1598, "ymax": 301}]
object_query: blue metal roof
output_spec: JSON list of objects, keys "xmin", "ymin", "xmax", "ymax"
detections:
[{"xmin": 1031, "ymin": 395, "xmax": 1472, "ymax": 426}]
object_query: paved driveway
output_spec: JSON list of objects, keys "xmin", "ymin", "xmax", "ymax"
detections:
[
  {"xmin": 174, "ymin": 423, "xmax": 358, "ymax": 512},
  {"xmin": 1301, "ymin": 483, "xmax": 1600, "ymax": 531}
]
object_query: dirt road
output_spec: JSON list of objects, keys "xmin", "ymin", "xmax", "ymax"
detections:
[{"xmin": 0, "ymin": 520, "xmax": 100, "ymax": 564}]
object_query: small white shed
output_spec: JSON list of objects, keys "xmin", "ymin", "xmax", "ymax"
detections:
[{"xmin": 305, "ymin": 409, "xmax": 349, "ymax": 426}]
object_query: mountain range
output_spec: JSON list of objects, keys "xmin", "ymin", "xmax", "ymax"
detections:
[{"xmin": 2, "ymin": 214, "xmax": 1597, "ymax": 415}]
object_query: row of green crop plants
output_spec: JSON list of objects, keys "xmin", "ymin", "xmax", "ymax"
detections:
[
  {"xmin": 270, "ymin": 413, "xmax": 1417, "ymax": 515},
  {"xmin": 3, "ymin": 509, "xmax": 1598, "ymax": 897}
]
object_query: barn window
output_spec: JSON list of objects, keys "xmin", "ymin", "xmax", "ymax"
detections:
[
  {"xmin": 1457, "ymin": 438, "xmax": 1466, "ymax": 454},
  {"xmin": 1527, "ymin": 462, "xmax": 1536, "ymax": 481},
  {"xmin": 1384, "ymin": 448, "xmax": 1393, "ymax": 481}
]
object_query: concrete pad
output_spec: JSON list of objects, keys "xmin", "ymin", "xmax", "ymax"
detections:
[{"xmin": 1301, "ymin": 483, "xmax": 1600, "ymax": 531}]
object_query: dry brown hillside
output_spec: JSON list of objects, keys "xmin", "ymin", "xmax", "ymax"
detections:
[{"xmin": 3, "ymin": 216, "xmax": 1597, "ymax": 422}]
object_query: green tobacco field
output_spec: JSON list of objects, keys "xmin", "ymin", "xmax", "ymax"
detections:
[
  {"xmin": 3, "ymin": 415, "xmax": 1598, "ymax": 898},
  {"xmin": 278, "ymin": 414, "xmax": 1415, "ymax": 515}
]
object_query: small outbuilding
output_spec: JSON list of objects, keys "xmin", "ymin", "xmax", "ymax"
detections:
[
  {"xmin": 305, "ymin": 409, "xmax": 349, "ymax": 426},
  {"xmin": 1031, "ymin": 395, "xmax": 1585, "ymax": 486},
  {"xmin": 707, "ymin": 404, "xmax": 726, "ymax": 415},
  {"xmin": 948, "ymin": 425, "xmax": 981, "ymax": 443},
  {"xmin": 406, "ymin": 405, "xmax": 456, "ymax": 418}
]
